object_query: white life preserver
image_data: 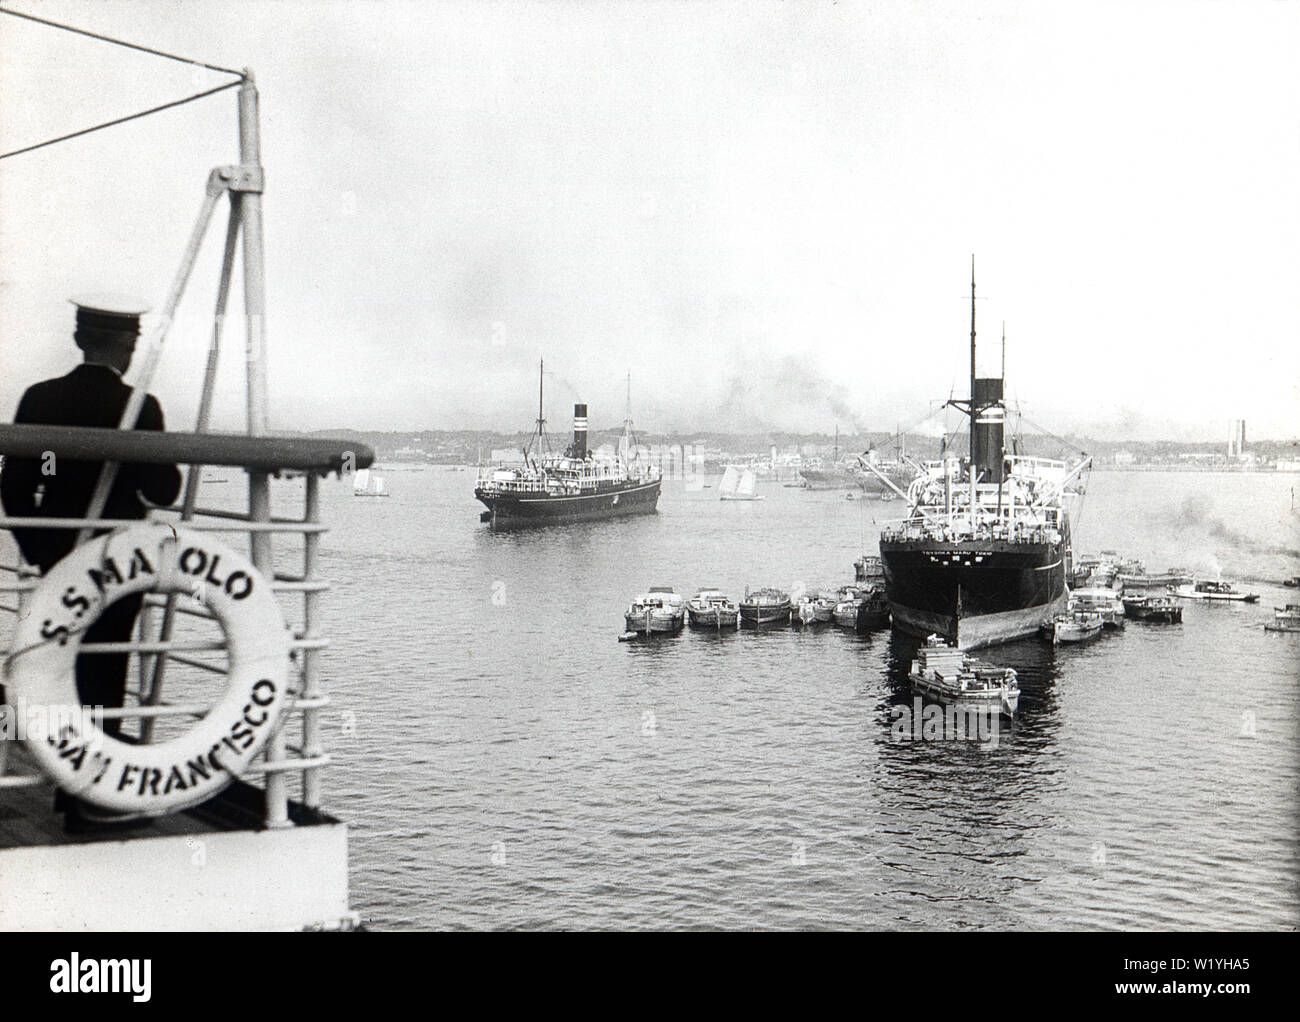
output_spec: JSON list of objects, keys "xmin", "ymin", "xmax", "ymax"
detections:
[{"xmin": 4, "ymin": 522, "xmax": 290, "ymax": 816}]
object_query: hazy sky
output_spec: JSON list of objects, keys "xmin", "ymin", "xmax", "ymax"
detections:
[{"xmin": 1, "ymin": 0, "xmax": 1296, "ymax": 442}]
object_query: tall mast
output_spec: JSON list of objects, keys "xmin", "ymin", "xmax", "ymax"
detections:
[
  {"xmin": 536, "ymin": 358, "xmax": 545, "ymax": 439},
  {"xmin": 997, "ymin": 322, "xmax": 1006, "ymax": 526},
  {"xmin": 969, "ymin": 255, "xmax": 977, "ymax": 466},
  {"xmin": 622, "ymin": 370, "xmax": 634, "ymax": 462}
]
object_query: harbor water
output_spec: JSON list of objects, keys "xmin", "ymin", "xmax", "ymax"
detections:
[
  {"xmin": 4, "ymin": 469, "xmax": 1293, "ymax": 929},
  {"xmin": 315, "ymin": 468, "xmax": 1299, "ymax": 930}
]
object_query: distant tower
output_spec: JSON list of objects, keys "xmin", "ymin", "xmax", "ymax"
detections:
[{"xmin": 1227, "ymin": 419, "xmax": 1247, "ymax": 458}]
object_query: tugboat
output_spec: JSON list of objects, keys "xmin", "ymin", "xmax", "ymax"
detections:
[
  {"xmin": 686, "ymin": 588, "xmax": 739, "ymax": 629},
  {"xmin": 475, "ymin": 363, "xmax": 661, "ymax": 529},
  {"xmin": 908, "ymin": 635, "xmax": 1020, "ymax": 718},
  {"xmin": 1122, "ymin": 594, "xmax": 1183, "ymax": 623},
  {"xmin": 873, "ymin": 263, "xmax": 1091, "ymax": 650},
  {"xmin": 739, "ymin": 587, "xmax": 791, "ymax": 629},
  {"xmin": 624, "ymin": 588, "xmax": 685, "ymax": 635},
  {"xmin": 1264, "ymin": 604, "xmax": 1300, "ymax": 633},
  {"xmin": 1170, "ymin": 580, "xmax": 1260, "ymax": 603}
]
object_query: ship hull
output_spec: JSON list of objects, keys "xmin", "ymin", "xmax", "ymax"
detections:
[
  {"xmin": 800, "ymin": 464, "xmax": 914, "ymax": 493},
  {"xmin": 476, "ymin": 478, "xmax": 660, "ymax": 529},
  {"xmin": 799, "ymin": 469, "xmax": 861, "ymax": 491},
  {"xmin": 625, "ymin": 612, "xmax": 683, "ymax": 634},
  {"xmin": 909, "ymin": 673, "xmax": 1019, "ymax": 718},
  {"xmin": 881, "ymin": 536, "xmax": 1069, "ymax": 650},
  {"xmin": 687, "ymin": 607, "xmax": 738, "ymax": 629},
  {"xmin": 739, "ymin": 604, "xmax": 791, "ymax": 628}
]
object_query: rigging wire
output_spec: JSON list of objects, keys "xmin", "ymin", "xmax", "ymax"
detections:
[
  {"xmin": 0, "ymin": 5, "xmax": 245, "ymax": 161},
  {"xmin": 0, "ymin": 79, "xmax": 242, "ymax": 161},
  {"xmin": 0, "ymin": 5, "xmax": 244, "ymax": 77},
  {"xmin": 1017, "ymin": 413, "xmax": 1090, "ymax": 458}
]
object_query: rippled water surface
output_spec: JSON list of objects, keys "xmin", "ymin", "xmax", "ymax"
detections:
[{"xmin": 274, "ymin": 470, "xmax": 1300, "ymax": 928}]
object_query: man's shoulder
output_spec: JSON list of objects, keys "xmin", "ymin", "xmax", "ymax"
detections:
[
  {"xmin": 15, "ymin": 371, "xmax": 80, "ymax": 417},
  {"xmin": 22, "ymin": 369, "xmax": 78, "ymax": 396}
]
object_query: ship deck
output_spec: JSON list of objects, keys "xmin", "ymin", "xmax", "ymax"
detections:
[
  {"xmin": 0, "ymin": 744, "xmax": 338, "ymax": 849},
  {"xmin": 0, "ymin": 746, "xmax": 353, "ymax": 930}
]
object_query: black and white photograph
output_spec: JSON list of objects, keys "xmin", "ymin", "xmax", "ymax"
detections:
[{"xmin": 0, "ymin": 0, "xmax": 1294, "ymax": 989}]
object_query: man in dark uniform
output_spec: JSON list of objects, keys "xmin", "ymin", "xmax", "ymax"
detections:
[{"xmin": 0, "ymin": 297, "xmax": 182, "ymax": 753}]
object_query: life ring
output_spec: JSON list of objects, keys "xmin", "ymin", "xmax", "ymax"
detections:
[{"xmin": 4, "ymin": 522, "xmax": 290, "ymax": 816}]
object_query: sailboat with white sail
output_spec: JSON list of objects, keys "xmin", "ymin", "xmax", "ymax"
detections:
[
  {"xmin": 353, "ymin": 467, "xmax": 389, "ymax": 497},
  {"xmin": 718, "ymin": 465, "xmax": 763, "ymax": 501}
]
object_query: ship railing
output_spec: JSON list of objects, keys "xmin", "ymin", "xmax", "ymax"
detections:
[
  {"xmin": 476, "ymin": 475, "xmax": 551, "ymax": 493},
  {"xmin": 0, "ymin": 424, "xmax": 371, "ymax": 829}
]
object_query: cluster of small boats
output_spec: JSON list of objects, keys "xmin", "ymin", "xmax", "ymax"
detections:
[
  {"xmin": 620, "ymin": 564, "xmax": 892, "ymax": 639},
  {"xmin": 1048, "ymin": 551, "xmax": 1287, "ymax": 641},
  {"xmin": 1070, "ymin": 551, "xmax": 1189, "ymax": 592}
]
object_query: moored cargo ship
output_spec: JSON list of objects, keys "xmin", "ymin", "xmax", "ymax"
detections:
[
  {"xmin": 475, "ymin": 363, "xmax": 661, "ymax": 529},
  {"xmin": 871, "ymin": 264, "xmax": 1091, "ymax": 650}
]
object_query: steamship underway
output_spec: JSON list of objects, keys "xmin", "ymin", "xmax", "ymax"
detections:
[
  {"xmin": 867, "ymin": 265, "xmax": 1091, "ymax": 650},
  {"xmin": 474, "ymin": 362, "xmax": 661, "ymax": 529}
]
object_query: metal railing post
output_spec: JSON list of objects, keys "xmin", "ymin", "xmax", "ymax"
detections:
[
  {"xmin": 237, "ymin": 72, "xmax": 287, "ymax": 829},
  {"xmin": 300, "ymin": 475, "xmax": 323, "ymax": 809}
]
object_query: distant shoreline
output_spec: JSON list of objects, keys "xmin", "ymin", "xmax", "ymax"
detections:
[{"xmin": 1092, "ymin": 466, "xmax": 1300, "ymax": 474}]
